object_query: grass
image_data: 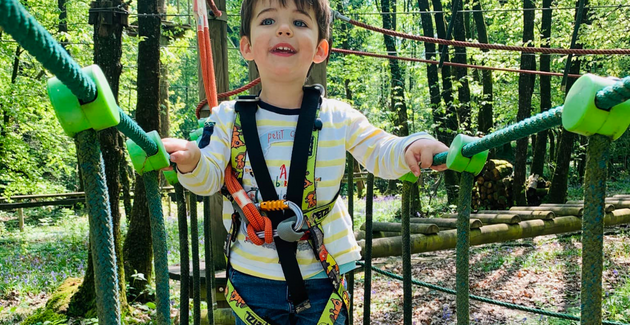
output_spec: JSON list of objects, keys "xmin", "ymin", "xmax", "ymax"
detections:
[{"xmin": 0, "ymin": 207, "xmax": 88, "ymax": 324}]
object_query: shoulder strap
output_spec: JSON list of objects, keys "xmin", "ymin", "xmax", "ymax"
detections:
[{"xmin": 233, "ymin": 86, "xmax": 322, "ymax": 311}]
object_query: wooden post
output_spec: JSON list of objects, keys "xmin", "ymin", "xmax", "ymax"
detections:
[
  {"xmin": 18, "ymin": 208, "xmax": 24, "ymax": 232},
  {"xmin": 197, "ymin": 0, "xmax": 229, "ymax": 272}
]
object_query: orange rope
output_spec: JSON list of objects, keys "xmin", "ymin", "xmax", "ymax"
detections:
[
  {"xmin": 195, "ymin": 0, "xmax": 219, "ymax": 119},
  {"xmin": 225, "ymin": 165, "xmax": 274, "ymax": 245}
]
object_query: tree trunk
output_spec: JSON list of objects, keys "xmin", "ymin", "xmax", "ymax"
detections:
[
  {"xmin": 471, "ymin": 0, "xmax": 493, "ymax": 136},
  {"xmin": 548, "ymin": 0, "xmax": 590, "ymax": 203},
  {"xmin": 432, "ymin": 0, "xmax": 459, "ymax": 203},
  {"xmin": 159, "ymin": 59, "xmax": 170, "ymax": 138},
  {"xmin": 380, "ymin": 0, "xmax": 409, "ymax": 199},
  {"xmin": 123, "ymin": 0, "xmax": 161, "ymax": 297},
  {"xmin": 0, "ymin": 45, "xmax": 22, "ymax": 158},
  {"xmin": 531, "ymin": 0, "xmax": 553, "ymax": 177},
  {"xmin": 450, "ymin": 2, "xmax": 471, "ymax": 129},
  {"xmin": 68, "ymin": 0, "xmax": 128, "ymax": 314},
  {"xmin": 512, "ymin": 0, "xmax": 536, "ymax": 206},
  {"xmin": 57, "ymin": 0, "xmax": 68, "ymax": 48}
]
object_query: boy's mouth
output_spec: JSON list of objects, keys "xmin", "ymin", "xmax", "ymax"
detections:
[{"xmin": 271, "ymin": 44, "xmax": 296, "ymax": 54}]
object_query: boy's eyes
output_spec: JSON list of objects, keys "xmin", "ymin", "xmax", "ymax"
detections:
[{"xmin": 259, "ymin": 18, "xmax": 308, "ymax": 28}]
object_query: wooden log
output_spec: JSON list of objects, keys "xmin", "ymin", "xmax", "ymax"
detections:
[
  {"xmin": 480, "ymin": 209, "xmax": 555, "ymax": 220},
  {"xmin": 510, "ymin": 206, "xmax": 583, "ymax": 217},
  {"xmin": 410, "ymin": 218, "xmax": 483, "ymax": 229},
  {"xmin": 18, "ymin": 208, "xmax": 24, "ymax": 232},
  {"xmin": 0, "ymin": 192, "xmax": 85, "ymax": 202},
  {"xmin": 566, "ymin": 199, "xmax": 630, "ymax": 209},
  {"xmin": 360, "ymin": 222, "xmax": 439, "ymax": 235},
  {"xmin": 359, "ymin": 209, "xmax": 630, "ymax": 258},
  {"xmin": 540, "ymin": 203, "xmax": 615, "ymax": 213},
  {"xmin": 0, "ymin": 197, "xmax": 86, "ymax": 210},
  {"xmin": 445, "ymin": 213, "xmax": 520, "ymax": 224}
]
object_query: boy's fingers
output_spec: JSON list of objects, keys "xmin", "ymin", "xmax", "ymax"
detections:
[
  {"xmin": 162, "ymin": 138, "xmax": 189, "ymax": 153},
  {"xmin": 404, "ymin": 150, "xmax": 421, "ymax": 177},
  {"xmin": 420, "ymin": 151, "xmax": 434, "ymax": 169}
]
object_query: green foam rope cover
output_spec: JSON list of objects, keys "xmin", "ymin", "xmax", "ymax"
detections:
[
  {"xmin": 47, "ymin": 65, "xmax": 120, "ymax": 137},
  {"xmin": 446, "ymin": 134, "xmax": 489, "ymax": 175},
  {"xmin": 127, "ymin": 131, "xmax": 170, "ymax": 175},
  {"xmin": 162, "ymin": 170, "xmax": 179, "ymax": 185},
  {"xmin": 563, "ymin": 74, "xmax": 630, "ymax": 140}
]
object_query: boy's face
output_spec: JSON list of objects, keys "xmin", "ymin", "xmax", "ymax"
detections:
[{"xmin": 240, "ymin": 0, "xmax": 329, "ymax": 83}]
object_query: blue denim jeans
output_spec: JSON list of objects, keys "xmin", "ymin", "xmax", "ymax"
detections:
[{"xmin": 230, "ymin": 268, "xmax": 348, "ymax": 325}]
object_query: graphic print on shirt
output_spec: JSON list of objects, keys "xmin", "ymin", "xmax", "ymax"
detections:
[{"xmin": 259, "ymin": 128, "xmax": 295, "ymax": 155}]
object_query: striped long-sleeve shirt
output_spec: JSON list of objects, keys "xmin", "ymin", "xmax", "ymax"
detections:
[{"xmin": 178, "ymin": 97, "xmax": 433, "ymax": 280}]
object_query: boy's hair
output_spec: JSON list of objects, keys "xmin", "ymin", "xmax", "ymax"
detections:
[{"xmin": 240, "ymin": 0, "xmax": 331, "ymax": 43}]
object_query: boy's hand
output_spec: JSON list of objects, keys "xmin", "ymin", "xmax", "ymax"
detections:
[
  {"xmin": 162, "ymin": 138, "xmax": 201, "ymax": 174},
  {"xmin": 404, "ymin": 138, "xmax": 449, "ymax": 176}
]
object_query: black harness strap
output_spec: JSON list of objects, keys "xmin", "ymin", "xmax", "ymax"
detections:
[{"xmin": 235, "ymin": 86, "xmax": 322, "ymax": 312}]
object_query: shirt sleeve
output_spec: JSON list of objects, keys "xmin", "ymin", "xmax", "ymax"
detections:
[
  {"xmin": 177, "ymin": 101, "xmax": 235, "ymax": 195},
  {"xmin": 342, "ymin": 103, "xmax": 435, "ymax": 179}
]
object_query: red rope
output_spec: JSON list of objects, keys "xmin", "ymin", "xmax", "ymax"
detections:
[
  {"xmin": 343, "ymin": 17, "xmax": 630, "ymax": 55},
  {"xmin": 218, "ymin": 77, "xmax": 261, "ymax": 99},
  {"xmin": 195, "ymin": 78, "xmax": 262, "ymax": 117},
  {"xmin": 331, "ymin": 48, "xmax": 582, "ymax": 78}
]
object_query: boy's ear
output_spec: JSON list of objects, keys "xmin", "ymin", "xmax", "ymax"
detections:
[
  {"xmin": 312, "ymin": 39, "xmax": 329, "ymax": 64},
  {"xmin": 240, "ymin": 36, "xmax": 254, "ymax": 61}
]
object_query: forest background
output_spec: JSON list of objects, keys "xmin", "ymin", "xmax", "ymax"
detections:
[{"xmin": 1, "ymin": 0, "xmax": 630, "ymax": 323}]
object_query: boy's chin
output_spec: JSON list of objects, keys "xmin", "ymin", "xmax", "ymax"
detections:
[{"xmin": 264, "ymin": 68, "xmax": 308, "ymax": 81}]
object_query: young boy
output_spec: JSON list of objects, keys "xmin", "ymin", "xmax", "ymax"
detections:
[{"xmin": 163, "ymin": 0, "xmax": 448, "ymax": 323}]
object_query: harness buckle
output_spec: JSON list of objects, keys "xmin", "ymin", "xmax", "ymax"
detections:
[{"xmin": 294, "ymin": 299, "xmax": 311, "ymax": 314}]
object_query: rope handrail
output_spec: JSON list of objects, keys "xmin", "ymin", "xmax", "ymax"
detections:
[
  {"xmin": 332, "ymin": 48, "xmax": 582, "ymax": 78},
  {"xmin": 358, "ymin": 261, "xmax": 630, "ymax": 325},
  {"xmin": 0, "ymin": 0, "xmax": 160, "ymax": 156},
  {"xmin": 334, "ymin": 11, "xmax": 630, "ymax": 55},
  {"xmin": 0, "ymin": 0, "xmax": 97, "ymax": 102},
  {"xmin": 432, "ymin": 74, "xmax": 630, "ymax": 164},
  {"xmin": 432, "ymin": 107, "xmax": 564, "ymax": 165}
]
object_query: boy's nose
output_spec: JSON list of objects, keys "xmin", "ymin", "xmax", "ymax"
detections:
[{"xmin": 276, "ymin": 24, "xmax": 292, "ymax": 36}]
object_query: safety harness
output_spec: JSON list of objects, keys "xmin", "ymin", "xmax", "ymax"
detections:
[{"xmin": 221, "ymin": 86, "xmax": 350, "ymax": 325}]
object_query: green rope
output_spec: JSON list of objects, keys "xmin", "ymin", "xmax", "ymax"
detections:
[
  {"xmin": 433, "ymin": 107, "xmax": 563, "ymax": 165},
  {"xmin": 363, "ymin": 174, "xmax": 375, "ymax": 325},
  {"xmin": 357, "ymin": 261, "xmax": 630, "ymax": 325},
  {"xmin": 581, "ymin": 134, "xmax": 611, "ymax": 325},
  {"xmin": 175, "ymin": 184, "xmax": 189, "ymax": 325},
  {"xmin": 456, "ymin": 173, "xmax": 474, "ymax": 325},
  {"xmin": 116, "ymin": 108, "xmax": 159, "ymax": 156},
  {"xmin": 76, "ymin": 130, "xmax": 120, "ymax": 325},
  {"xmin": 0, "ymin": 0, "xmax": 96, "ymax": 102},
  {"xmin": 189, "ymin": 193, "xmax": 201, "ymax": 325},
  {"xmin": 401, "ymin": 181, "xmax": 412, "ymax": 325},
  {"xmin": 143, "ymin": 171, "xmax": 171, "ymax": 325},
  {"xmin": 595, "ymin": 76, "xmax": 630, "ymax": 110}
]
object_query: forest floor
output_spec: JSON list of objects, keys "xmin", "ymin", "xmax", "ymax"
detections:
[
  {"xmin": 352, "ymin": 229, "xmax": 630, "ymax": 325},
  {"xmin": 2, "ymin": 175, "xmax": 630, "ymax": 324}
]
